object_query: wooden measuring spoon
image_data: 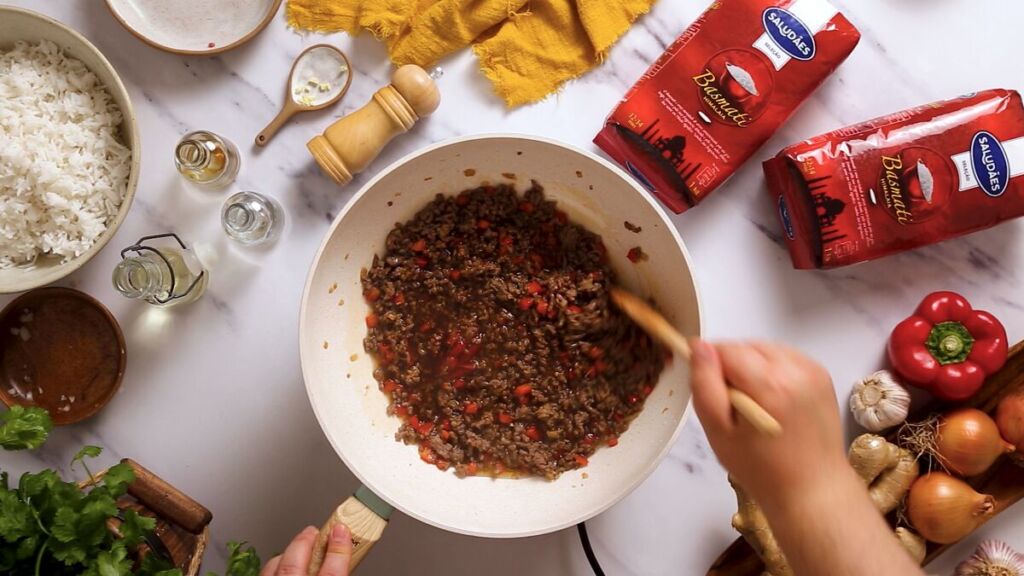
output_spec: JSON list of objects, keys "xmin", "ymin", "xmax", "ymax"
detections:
[
  {"xmin": 255, "ymin": 44, "xmax": 353, "ymax": 147},
  {"xmin": 610, "ymin": 287, "xmax": 783, "ymax": 437}
]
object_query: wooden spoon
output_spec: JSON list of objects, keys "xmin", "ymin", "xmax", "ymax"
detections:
[
  {"xmin": 255, "ymin": 44, "xmax": 353, "ymax": 147},
  {"xmin": 610, "ymin": 287, "xmax": 783, "ymax": 438}
]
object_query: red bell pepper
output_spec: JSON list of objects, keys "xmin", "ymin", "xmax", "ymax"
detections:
[{"xmin": 888, "ymin": 291, "xmax": 1008, "ymax": 402}]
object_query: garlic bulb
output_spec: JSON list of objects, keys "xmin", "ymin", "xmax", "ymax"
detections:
[
  {"xmin": 956, "ymin": 540, "xmax": 1024, "ymax": 576},
  {"xmin": 850, "ymin": 370, "xmax": 911, "ymax": 432}
]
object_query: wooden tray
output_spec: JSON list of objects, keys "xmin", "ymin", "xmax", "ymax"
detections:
[
  {"xmin": 708, "ymin": 341, "xmax": 1024, "ymax": 575},
  {"xmin": 83, "ymin": 459, "xmax": 213, "ymax": 576}
]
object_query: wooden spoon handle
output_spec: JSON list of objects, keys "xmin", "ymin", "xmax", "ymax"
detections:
[
  {"xmin": 727, "ymin": 389, "xmax": 782, "ymax": 437},
  {"xmin": 256, "ymin": 106, "xmax": 295, "ymax": 147},
  {"xmin": 609, "ymin": 288, "xmax": 782, "ymax": 438}
]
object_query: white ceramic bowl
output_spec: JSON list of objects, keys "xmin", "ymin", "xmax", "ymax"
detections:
[
  {"xmin": 0, "ymin": 7, "xmax": 140, "ymax": 294},
  {"xmin": 301, "ymin": 135, "xmax": 703, "ymax": 537},
  {"xmin": 104, "ymin": 0, "xmax": 282, "ymax": 56}
]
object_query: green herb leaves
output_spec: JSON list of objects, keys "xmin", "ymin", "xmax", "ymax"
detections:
[
  {"xmin": 1, "ymin": 409, "xmax": 261, "ymax": 575},
  {"xmin": 0, "ymin": 406, "xmax": 52, "ymax": 451},
  {"xmin": 214, "ymin": 542, "xmax": 261, "ymax": 576},
  {"xmin": 0, "ymin": 445, "xmax": 143, "ymax": 575}
]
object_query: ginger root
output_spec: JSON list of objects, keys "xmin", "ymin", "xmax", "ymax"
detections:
[
  {"xmin": 730, "ymin": 476, "xmax": 793, "ymax": 576},
  {"xmin": 848, "ymin": 434, "xmax": 900, "ymax": 481},
  {"xmin": 729, "ymin": 435, "xmax": 924, "ymax": 574},
  {"xmin": 895, "ymin": 527, "xmax": 927, "ymax": 564},
  {"xmin": 848, "ymin": 434, "xmax": 920, "ymax": 514}
]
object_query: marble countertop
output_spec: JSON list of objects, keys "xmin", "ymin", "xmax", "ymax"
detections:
[{"xmin": 3, "ymin": 1, "xmax": 1024, "ymax": 574}]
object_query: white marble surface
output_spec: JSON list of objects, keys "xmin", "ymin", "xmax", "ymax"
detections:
[{"xmin": 3, "ymin": 1, "xmax": 1024, "ymax": 574}]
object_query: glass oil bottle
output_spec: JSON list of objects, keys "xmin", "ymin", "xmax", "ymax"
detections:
[
  {"xmin": 174, "ymin": 130, "xmax": 240, "ymax": 187},
  {"xmin": 221, "ymin": 191, "xmax": 283, "ymax": 246},
  {"xmin": 113, "ymin": 234, "xmax": 209, "ymax": 307}
]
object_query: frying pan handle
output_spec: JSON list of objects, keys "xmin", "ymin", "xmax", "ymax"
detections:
[{"xmin": 308, "ymin": 486, "xmax": 392, "ymax": 574}]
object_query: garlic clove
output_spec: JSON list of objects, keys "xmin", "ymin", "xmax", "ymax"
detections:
[
  {"xmin": 850, "ymin": 370, "xmax": 912, "ymax": 432},
  {"xmin": 956, "ymin": 539, "xmax": 1024, "ymax": 576}
]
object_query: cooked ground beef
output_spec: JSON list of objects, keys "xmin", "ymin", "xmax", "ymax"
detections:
[{"xmin": 362, "ymin": 183, "xmax": 665, "ymax": 479}]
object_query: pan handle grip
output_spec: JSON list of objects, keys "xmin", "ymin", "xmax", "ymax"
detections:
[{"xmin": 308, "ymin": 486, "xmax": 393, "ymax": 574}]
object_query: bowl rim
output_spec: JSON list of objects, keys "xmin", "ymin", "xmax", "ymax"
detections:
[
  {"xmin": 103, "ymin": 0, "xmax": 283, "ymax": 56},
  {"xmin": 0, "ymin": 286, "xmax": 127, "ymax": 426},
  {"xmin": 0, "ymin": 6, "xmax": 140, "ymax": 294},
  {"xmin": 300, "ymin": 133, "xmax": 704, "ymax": 537}
]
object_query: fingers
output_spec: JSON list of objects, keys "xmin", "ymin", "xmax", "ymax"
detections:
[
  {"xmin": 716, "ymin": 343, "xmax": 776, "ymax": 403},
  {"xmin": 747, "ymin": 341, "xmax": 795, "ymax": 364},
  {"xmin": 262, "ymin": 524, "xmax": 352, "ymax": 576},
  {"xmin": 261, "ymin": 556, "xmax": 281, "ymax": 576},
  {"xmin": 748, "ymin": 341, "xmax": 820, "ymax": 375},
  {"xmin": 748, "ymin": 341, "xmax": 833, "ymax": 396},
  {"xmin": 318, "ymin": 523, "xmax": 353, "ymax": 576},
  {"xmin": 276, "ymin": 526, "xmax": 319, "ymax": 576},
  {"xmin": 688, "ymin": 339, "xmax": 733, "ymax": 436}
]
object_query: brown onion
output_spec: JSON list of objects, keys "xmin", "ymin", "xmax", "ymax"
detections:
[
  {"xmin": 996, "ymin": 393, "xmax": 1024, "ymax": 458},
  {"xmin": 907, "ymin": 472, "xmax": 995, "ymax": 544},
  {"xmin": 936, "ymin": 408, "xmax": 1015, "ymax": 477}
]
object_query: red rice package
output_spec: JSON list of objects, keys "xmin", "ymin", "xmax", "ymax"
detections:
[
  {"xmin": 594, "ymin": 0, "xmax": 860, "ymax": 213},
  {"xmin": 764, "ymin": 89, "xmax": 1024, "ymax": 269}
]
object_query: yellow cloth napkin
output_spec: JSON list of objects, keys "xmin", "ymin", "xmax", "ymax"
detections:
[{"xmin": 286, "ymin": 0, "xmax": 657, "ymax": 107}]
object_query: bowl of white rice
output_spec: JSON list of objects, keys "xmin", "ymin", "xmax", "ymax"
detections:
[{"xmin": 0, "ymin": 7, "xmax": 139, "ymax": 293}]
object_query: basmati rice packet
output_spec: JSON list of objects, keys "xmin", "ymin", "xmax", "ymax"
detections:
[
  {"xmin": 764, "ymin": 89, "xmax": 1024, "ymax": 269},
  {"xmin": 594, "ymin": 0, "xmax": 860, "ymax": 213}
]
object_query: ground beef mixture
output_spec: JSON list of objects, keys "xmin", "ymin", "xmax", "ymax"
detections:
[{"xmin": 362, "ymin": 183, "xmax": 666, "ymax": 479}]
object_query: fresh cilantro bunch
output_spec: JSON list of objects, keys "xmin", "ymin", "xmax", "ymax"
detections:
[
  {"xmin": 0, "ymin": 443, "xmax": 261, "ymax": 576},
  {"xmin": 212, "ymin": 542, "xmax": 261, "ymax": 576},
  {"xmin": 0, "ymin": 406, "xmax": 52, "ymax": 451},
  {"xmin": 1, "ymin": 446, "xmax": 147, "ymax": 575},
  {"xmin": 140, "ymin": 541, "xmax": 261, "ymax": 576}
]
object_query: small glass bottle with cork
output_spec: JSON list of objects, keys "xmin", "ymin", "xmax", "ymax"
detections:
[{"xmin": 174, "ymin": 130, "xmax": 240, "ymax": 187}]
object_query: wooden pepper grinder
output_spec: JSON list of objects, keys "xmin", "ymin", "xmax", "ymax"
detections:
[{"xmin": 307, "ymin": 65, "xmax": 441, "ymax": 185}]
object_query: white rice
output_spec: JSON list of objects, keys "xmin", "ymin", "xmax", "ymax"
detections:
[{"xmin": 0, "ymin": 40, "xmax": 130, "ymax": 268}]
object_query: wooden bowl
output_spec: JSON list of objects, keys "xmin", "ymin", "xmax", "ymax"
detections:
[
  {"xmin": 105, "ymin": 0, "xmax": 283, "ymax": 55},
  {"xmin": 0, "ymin": 7, "xmax": 140, "ymax": 294},
  {"xmin": 0, "ymin": 287, "xmax": 127, "ymax": 425}
]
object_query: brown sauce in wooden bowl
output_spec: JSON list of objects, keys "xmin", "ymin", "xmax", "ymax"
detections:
[{"xmin": 0, "ymin": 287, "xmax": 126, "ymax": 425}]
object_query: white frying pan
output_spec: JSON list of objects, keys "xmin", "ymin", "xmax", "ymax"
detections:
[{"xmin": 299, "ymin": 134, "xmax": 703, "ymax": 570}]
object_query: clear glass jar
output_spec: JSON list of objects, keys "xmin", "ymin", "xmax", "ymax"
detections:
[
  {"xmin": 221, "ymin": 191, "xmax": 283, "ymax": 246},
  {"xmin": 174, "ymin": 130, "xmax": 240, "ymax": 187},
  {"xmin": 112, "ymin": 234, "xmax": 208, "ymax": 307}
]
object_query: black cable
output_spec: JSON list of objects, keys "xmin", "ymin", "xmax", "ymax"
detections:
[{"xmin": 577, "ymin": 522, "xmax": 606, "ymax": 576}]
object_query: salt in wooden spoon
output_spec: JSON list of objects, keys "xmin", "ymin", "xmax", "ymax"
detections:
[
  {"xmin": 610, "ymin": 287, "xmax": 783, "ymax": 437},
  {"xmin": 256, "ymin": 44, "xmax": 353, "ymax": 147}
]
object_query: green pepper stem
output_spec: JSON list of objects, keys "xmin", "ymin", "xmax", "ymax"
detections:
[{"xmin": 926, "ymin": 321, "xmax": 975, "ymax": 365}]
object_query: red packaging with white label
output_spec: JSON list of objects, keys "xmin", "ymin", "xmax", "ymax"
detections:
[
  {"xmin": 764, "ymin": 89, "xmax": 1024, "ymax": 269},
  {"xmin": 594, "ymin": 0, "xmax": 860, "ymax": 213}
]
